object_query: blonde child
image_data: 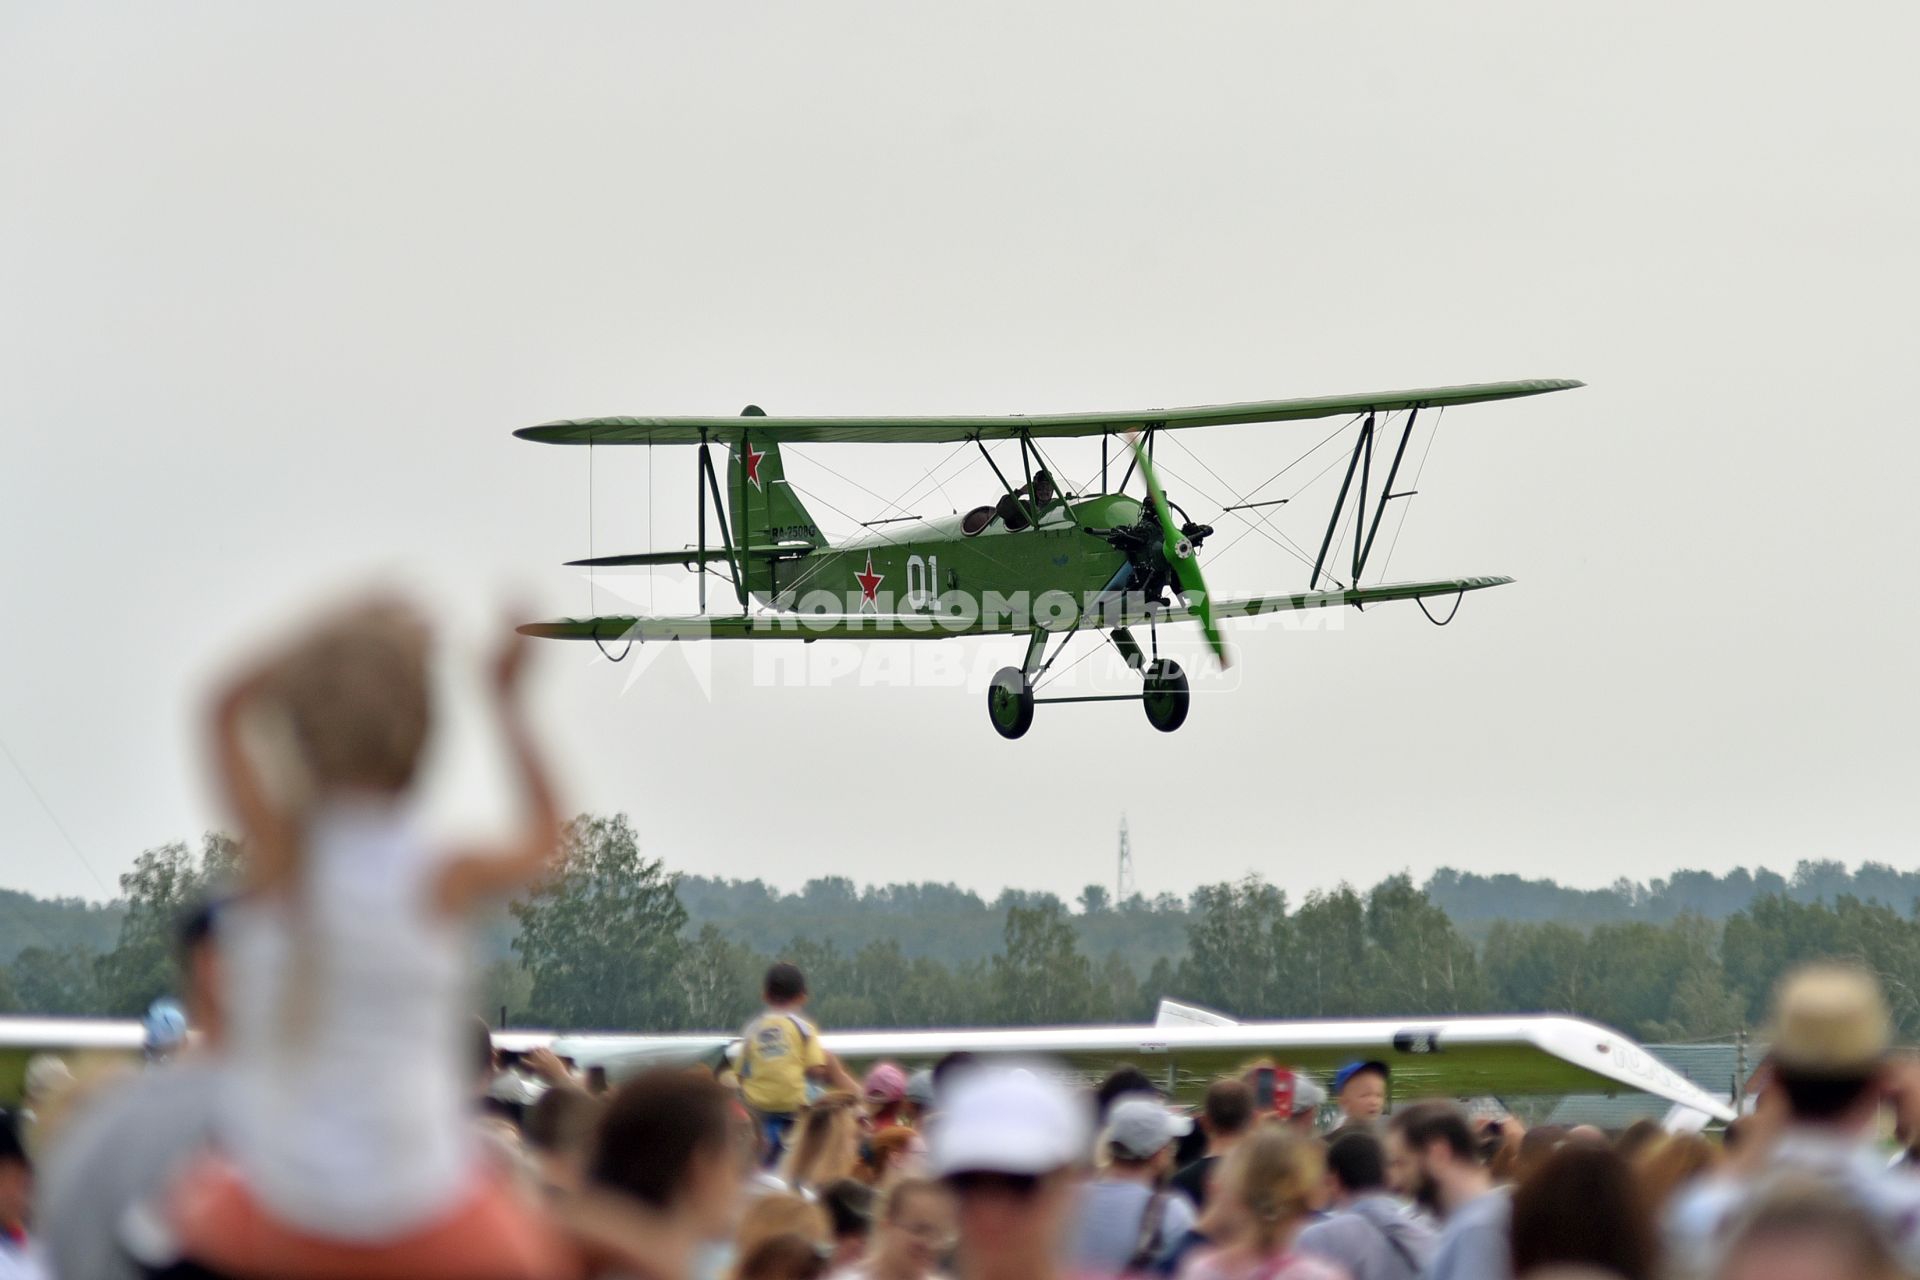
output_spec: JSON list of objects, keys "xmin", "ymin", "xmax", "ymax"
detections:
[{"xmin": 170, "ymin": 599, "xmax": 565, "ymax": 1277}]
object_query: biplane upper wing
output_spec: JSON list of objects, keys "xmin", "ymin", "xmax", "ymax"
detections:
[{"xmin": 515, "ymin": 379, "xmax": 1583, "ymax": 446}]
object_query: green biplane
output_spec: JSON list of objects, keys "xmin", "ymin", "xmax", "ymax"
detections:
[{"xmin": 516, "ymin": 379, "xmax": 1582, "ymax": 737}]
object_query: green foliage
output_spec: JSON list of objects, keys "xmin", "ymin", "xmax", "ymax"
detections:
[
  {"xmin": 511, "ymin": 814, "xmax": 688, "ymax": 1031},
  {"xmin": 1176, "ymin": 875, "xmax": 1485, "ymax": 1020},
  {"xmin": 992, "ymin": 901, "xmax": 1094, "ymax": 1024},
  {"xmin": 0, "ymin": 888, "xmax": 122, "ymax": 965},
  {"xmin": 20, "ymin": 813, "xmax": 1920, "ymax": 1046},
  {"xmin": 679, "ymin": 924, "xmax": 761, "ymax": 1032},
  {"xmin": 10, "ymin": 946, "xmax": 100, "ymax": 1015},
  {"xmin": 1179, "ymin": 877, "xmax": 1291, "ymax": 1014},
  {"xmin": 673, "ymin": 873, "xmax": 1189, "ymax": 976},
  {"xmin": 1362, "ymin": 875, "xmax": 1487, "ymax": 1013},
  {"xmin": 92, "ymin": 833, "xmax": 236, "ymax": 1016},
  {"xmin": 475, "ymin": 958, "xmax": 533, "ymax": 1026}
]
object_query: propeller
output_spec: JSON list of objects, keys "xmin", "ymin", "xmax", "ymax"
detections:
[{"xmin": 1125, "ymin": 432, "xmax": 1230, "ymax": 669}]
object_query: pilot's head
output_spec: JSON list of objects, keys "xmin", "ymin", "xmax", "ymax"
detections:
[{"xmin": 1033, "ymin": 470, "xmax": 1055, "ymax": 504}]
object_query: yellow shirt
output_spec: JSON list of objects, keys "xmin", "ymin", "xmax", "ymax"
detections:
[{"xmin": 739, "ymin": 1008, "xmax": 826, "ymax": 1114}]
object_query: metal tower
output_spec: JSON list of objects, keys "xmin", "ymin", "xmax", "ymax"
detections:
[{"xmin": 1116, "ymin": 814, "xmax": 1136, "ymax": 904}]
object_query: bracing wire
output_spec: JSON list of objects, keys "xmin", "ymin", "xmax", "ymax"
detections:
[
  {"xmin": 0, "ymin": 735, "xmax": 110, "ymax": 896},
  {"xmin": 1378, "ymin": 406, "xmax": 1446, "ymax": 584}
]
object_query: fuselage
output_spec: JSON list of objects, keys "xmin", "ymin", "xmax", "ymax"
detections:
[{"xmin": 757, "ymin": 492, "xmax": 1142, "ymax": 621}]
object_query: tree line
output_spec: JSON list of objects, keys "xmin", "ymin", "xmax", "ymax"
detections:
[{"xmin": 7, "ymin": 814, "xmax": 1920, "ymax": 1047}]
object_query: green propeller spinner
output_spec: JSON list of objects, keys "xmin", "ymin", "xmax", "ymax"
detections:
[{"xmin": 1126, "ymin": 432, "xmax": 1230, "ymax": 669}]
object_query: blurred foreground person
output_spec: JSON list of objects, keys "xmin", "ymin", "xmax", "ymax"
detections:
[
  {"xmin": 1171, "ymin": 1081, "xmax": 1255, "ymax": 1211},
  {"xmin": 1095, "ymin": 1068, "xmax": 1161, "ymax": 1124},
  {"xmin": 1295, "ymin": 1129, "xmax": 1433, "ymax": 1280},
  {"xmin": 1178, "ymin": 1126, "xmax": 1345, "ymax": 1280},
  {"xmin": 1635, "ymin": 1134, "xmax": 1720, "ymax": 1218},
  {"xmin": 903, "ymin": 1073, "xmax": 937, "ymax": 1129},
  {"xmin": 1385, "ymin": 1101, "xmax": 1509, "ymax": 1280},
  {"xmin": 1508, "ymin": 1144, "xmax": 1655, "ymax": 1280},
  {"xmin": 1713, "ymin": 1181, "xmax": 1902, "ymax": 1280},
  {"xmin": 1069, "ymin": 1096, "xmax": 1197, "ymax": 1274},
  {"xmin": 834, "ymin": 1179, "xmax": 956, "ymax": 1280},
  {"xmin": 1668, "ymin": 965, "xmax": 1920, "ymax": 1275},
  {"xmin": 864, "ymin": 1065, "xmax": 911, "ymax": 1131},
  {"xmin": 569, "ymin": 1067, "xmax": 745, "ymax": 1279},
  {"xmin": 861, "ymin": 1127, "xmax": 925, "ymax": 1188},
  {"xmin": 0, "ymin": 1112, "xmax": 43, "ymax": 1280},
  {"xmin": 734, "ymin": 1193, "xmax": 833, "ymax": 1278},
  {"xmin": 18, "ymin": 1056, "xmax": 74, "ymax": 1158},
  {"xmin": 822, "ymin": 1179, "xmax": 877, "ymax": 1271},
  {"xmin": 782, "ymin": 1096, "xmax": 863, "ymax": 1197},
  {"xmin": 167, "ymin": 601, "xmax": 567, "ymax": 1277},
  {"xmin": 524, "ymin": 1085, "xmax": 607, "ymax": 1199},
  {"xmin": 36, "ymin": 898, "xmax": 224, "ymax": 1280},
  {"xmin": 932, "ymin": 1066, "xmax": 1090, "ymax": 1280},
  {"xmin": 735, "ymin": 1235, "xmax": 830, "ymax": 1280}
]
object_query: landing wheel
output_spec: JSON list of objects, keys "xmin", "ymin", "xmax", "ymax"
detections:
[
  {"xmin": 987, "ymin": 666, "xmax": 1035, "ymax": 740},
  {"xmin": 1142, "ymin": 659, "xmax": 1189, "ymax": 733}
]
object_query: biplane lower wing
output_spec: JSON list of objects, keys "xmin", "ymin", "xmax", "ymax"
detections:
[
  {"xmin": 566, "ymin": 544, "xmax": 813, "ymax": 569},
  {"xmin": 518, "ymin": 576, "xmax": 1512, "ymax": 644},
  {"xmin": 1184, "ymin": 575, "xmax": 1514, "ymax": 623}
]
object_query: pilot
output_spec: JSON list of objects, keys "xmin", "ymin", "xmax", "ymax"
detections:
[{"xmin": 994, "ymin": 469, "xmax": 1056, "ymax": 528}]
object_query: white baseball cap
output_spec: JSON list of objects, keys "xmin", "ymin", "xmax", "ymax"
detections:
[
  {"xmin": 930, "ymin": 1066, "xmax": 1092, "ymax": 1177},
  {"xmin": 1104, "ymin": 1096, "xmax": 1193, "ymax": 1159}
]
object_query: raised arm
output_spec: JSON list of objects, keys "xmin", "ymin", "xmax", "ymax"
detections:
[
  {"xmin": 209, "ymin": 659, "xmax": 304, "ymax": 894},
  {"xmin": 434, "ymin": 623, "xmax": 566, "ymax": 915}
]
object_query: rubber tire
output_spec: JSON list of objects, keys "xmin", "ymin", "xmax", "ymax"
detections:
[
  {"xmin": 1142, "ymin": 659, "xmax": 1190, "ymax": 733},
  {"xmin": 987, "ymin": 666, "xmax": 1035, "ymax": 740}
]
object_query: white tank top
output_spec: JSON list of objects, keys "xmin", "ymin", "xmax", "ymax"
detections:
[{"xmin": 220, "ymin": 800, "xmax": 474, "ymax": 1238}]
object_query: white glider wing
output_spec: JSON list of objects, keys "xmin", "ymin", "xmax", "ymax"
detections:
[{"xmin": 3, "ymin": 1006, "xmax": 1734, "ymax": 1122}]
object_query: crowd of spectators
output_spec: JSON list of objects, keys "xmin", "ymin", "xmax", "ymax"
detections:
[{"xmin": 3, "ymin": 600, "xmax": 1919, "ymax": 1280}]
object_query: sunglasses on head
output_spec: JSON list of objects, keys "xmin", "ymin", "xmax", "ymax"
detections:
[{"xmin": 946, "ymin": 1171, "xmax": 1043, "ymax": 1199}]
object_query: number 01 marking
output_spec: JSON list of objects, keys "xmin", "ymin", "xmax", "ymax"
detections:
[{"xmin": 906, "ymin": 555, "xmax": 940, "ymax": 609}]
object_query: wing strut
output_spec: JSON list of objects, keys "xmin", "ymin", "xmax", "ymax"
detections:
[
  {"xmin": 693, "ymin": 432, "xmax": 747, "ymax": 612},
  {"xmin": 695, "ymin": 437, "xmax": 744, "ymax": 610},
  {"xmin": 974, "ymin": 437, "xmax": 1039, "ymax": 529},
  {"xmin": 1309, "ymin": 409, "xmax": 1421, "ymax": 590},
  {"xmin": 697, "ymin": 431, "xmax": 707, "ymax": 614},
  {"xmin": 1116, "ymin": 424, "xmax": 1158, "ymax": 494}
]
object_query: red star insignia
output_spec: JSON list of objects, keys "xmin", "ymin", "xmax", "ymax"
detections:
[
  {"xmin": 854, "ymin": 553, "xmax": 884, "ymax": 609},
  {"xmin": 742, "ymin": 443, "xmax": 765, "ymax": 490}
]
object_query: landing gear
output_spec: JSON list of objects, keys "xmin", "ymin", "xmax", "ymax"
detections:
[
  {"xmin": 984, "ymin": 633, "xmax": 1190, "ymax": 738},
  {"xmin": 1141, "ymin": 659, "xmax": 1189, "ymax": 733},
  {"xmin": 986, "ymin": 666, "xmax": 1035, "ymax": 740}
]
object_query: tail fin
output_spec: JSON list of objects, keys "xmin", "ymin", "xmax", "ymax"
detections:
[{"xmin": 726, "ymin": 406, "xmax": 825, "ymax": 604}]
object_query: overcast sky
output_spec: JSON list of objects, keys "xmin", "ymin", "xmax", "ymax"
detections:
[{"xmin": 4, "ymin": 2, "xmax": 1917, "ymax": 907}]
